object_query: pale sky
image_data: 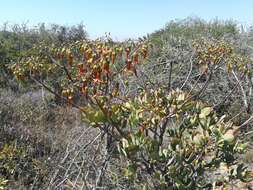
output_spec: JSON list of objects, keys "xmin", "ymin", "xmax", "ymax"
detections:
[{"xmin": 0, "ymin": 0, "xmax": 252, "ymax": 40}]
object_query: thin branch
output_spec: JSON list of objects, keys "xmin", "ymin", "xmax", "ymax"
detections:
[
  {"xmin": 49, "ymin": 54, "xmax": 75, "ymax": 83},
  {"xmin": 239, "ymin": 114, "xmax": 253, "ymax": 129},
  {"xmin": 180, "ymin": 51, "xmax": 194, "ymax": 90},
  {"xmin": 232, "ymin": 70, "xmax": 249, "ymax": 110},
  {"xmin": 30, "ymin": 74, "xmax": 83, "ymax": 111},
  {"xmin": 167, "ymin": 61, "xmax": 173, "ymax": 91}
]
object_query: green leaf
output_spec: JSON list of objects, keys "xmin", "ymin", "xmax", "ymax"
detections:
[
  {"xmin": 124, "ymin": 163, "xmax": 137, "ymax": 178},
  {"xmin": 199, "ymin": 107, "xmax": 212, "ymax": 118},
  {"xmin": 129, "ymin": 112, "xmax": 138, "ymax": 127},
  {"xmin": 193, "ymin": 134, "xmax": 204, "ymax": 147},
  {"xmin": 223, "ymin": 132, "xmax": 235, "ymax": 144},
  {"xmin": 82, "ymin": 107, "xmax": 107, "ymax": 124},
  {"xmin": 94, "ymin": 110, "xmax": 107, "ymax": 123}
]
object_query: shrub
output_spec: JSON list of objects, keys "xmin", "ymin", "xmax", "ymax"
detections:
[{"xmin": 9, "ymin": 34, "xmax": 253, "ymax": 190}]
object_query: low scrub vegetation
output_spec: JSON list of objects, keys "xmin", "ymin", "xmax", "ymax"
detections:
[{"xmin": 1, "ymin": 18, "xmax": 253, "ymax": 189}]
